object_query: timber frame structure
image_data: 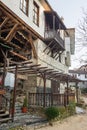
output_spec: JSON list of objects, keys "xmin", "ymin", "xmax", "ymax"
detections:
[
  {"xmin": 0, "ymin": 1, "xmax": 77, "ymax": 122},
  {"xmin": 0, "ymin": 1, "xmax": 38, "ymax": 64}
]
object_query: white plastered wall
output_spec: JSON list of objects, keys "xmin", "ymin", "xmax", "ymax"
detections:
[
  {"xmin": 1, "ymin": 0, "xmax": 45, "ymax": 37},
  {"xmin": 35, "ymin": 39, "xmax": 69, "ymax": 73}
]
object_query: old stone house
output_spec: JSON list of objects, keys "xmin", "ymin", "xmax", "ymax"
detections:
[{"xmin": 0, "ymin": 0, "xmax": 75, "ymax": 94}]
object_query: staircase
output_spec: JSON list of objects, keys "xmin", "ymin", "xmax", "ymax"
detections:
[
  {"xmin": 0, "ymin": 90, "xmax": 12, "ymax": 123},
  {"xmin": 0, "ymin": 109, "xmax": 11, "ymax": 123}
]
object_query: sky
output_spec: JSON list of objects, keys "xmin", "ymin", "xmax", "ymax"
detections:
[{"xmin": 48, "ymin": 0, "xmax": 87, "ymax": 69}]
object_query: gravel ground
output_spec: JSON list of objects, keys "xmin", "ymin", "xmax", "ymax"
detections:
[{"xmin": 38, "ymin": 112, "xmax": 87, "ymax": 130}]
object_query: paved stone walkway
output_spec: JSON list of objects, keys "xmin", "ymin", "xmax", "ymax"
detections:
[{"xmin": 0, "ymin": 113, "xmax": 46, "ymax": 130}]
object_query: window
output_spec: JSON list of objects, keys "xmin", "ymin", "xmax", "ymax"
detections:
[
  {"xmin": 33, "ymin": 1, "xmax": 39, "ymax": 26},
  {"xmin": 20, "ymin": 0, "xmax": 29, "ymax": 16}
]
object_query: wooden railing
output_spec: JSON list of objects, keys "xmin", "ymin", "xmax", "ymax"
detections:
[
  {"xmin": 44, "ymin": 30, "xmax": 64, "ymax": 49},
  {"xmin": 28, "ymin": 93, "xmax": 75, "ymax": 107}
]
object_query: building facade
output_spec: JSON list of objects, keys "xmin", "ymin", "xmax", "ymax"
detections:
[
  {"xmin": 0, "ymin": 0, "xmax": 75, "ymax": 93},
  {"xmin": 69, "ymin": 66, "xmax": 87, "ymax": 88}
]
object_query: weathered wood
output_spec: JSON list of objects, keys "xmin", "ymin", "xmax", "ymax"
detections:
[
  {"xmin": 28, "ymin": 34, "xmax": 37, "ymax": 59},
  {"xmin": 9, "ymin": 51, "xmax": 27, "ymax": 60},
  {"xmin": 12, "ymin": 65, "xmax": 18, "ymax": 121},
  {"xmin": 0, "ymin": 17, "xmax": 9, "ymax": 29},
  {"xmin": 5, "ymin": 23, "xmax": 18, "ymax": 42},
  {"xmin": 43, "ymin": 40, "xmax": 53, "ymax": 52},
  {"xmin": 8, "ymin": 42, "xmax": 21, "ymax": 50},
  {"xmin": 0, "ymin": 28, "xmax": 11, "ymax": 33}
]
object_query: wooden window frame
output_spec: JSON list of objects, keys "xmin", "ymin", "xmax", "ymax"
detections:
[
  {"xmin": 33, "ymin": 1, "xmax": 39, "ymax": 26},
  {"xmin": 20, "ymin": 0, "xmax": 29, "ymax": 16}
]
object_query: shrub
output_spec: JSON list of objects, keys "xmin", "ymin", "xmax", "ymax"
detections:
[
  {"xmin": 57, "ymin": 106, "xmax": 68, "ymax": 119},
  {"xmin": 45, "ymin": 107, "xmax": 59, "ymax": 120},
  {"xmin": 67, "ymin": 102, "xmax": 76, "ymax": 115},
  {"xmin": 9, "ymin": 126, "xmax": 24, "ymax": 130}
]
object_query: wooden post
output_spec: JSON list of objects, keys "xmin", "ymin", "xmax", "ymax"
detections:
[
  {"xmin": 2, "ymin": 58, "xmax": 7, "ymax": 87},
  {"xmin": 76, "ymin": 82, "xmax": 79, "ymax": 103},
  {"xmin": 66, "ymin": 79, "xmax": 69, "ymax": 105},
  {"xmin": 1, "ymin": 49, "xmax": 8, "ymax": 87},
  {"xmin": 43, "ymin": 74, "xmax": 46, "ymax": 108},
  {"xmin": 12, "ymin": 65, "xmax": 18, "ymax": 122}
]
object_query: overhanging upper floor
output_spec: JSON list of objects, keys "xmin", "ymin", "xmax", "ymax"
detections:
[{"xmin": 44, "ymin": 11, "xmax": 69, "ymax": 52}]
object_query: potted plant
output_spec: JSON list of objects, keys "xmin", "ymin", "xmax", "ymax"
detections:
[{"xmin": 21, "ymin": 96, "xmax": 28, "ymax": 113}]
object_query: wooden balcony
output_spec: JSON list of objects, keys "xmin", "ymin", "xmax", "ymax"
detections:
[{"xmin": 44, "ymin": 30, "xmax": 65, "ymax": 50}]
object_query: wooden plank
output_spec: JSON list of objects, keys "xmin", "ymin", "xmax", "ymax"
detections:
[
  {"xmin": 5, "ymin": 23, "xmax": 18, "ymax": 42},
  {"xmin": 28, "ymin": 34, "xmax": 37, "ymax": 59},
  {"xmin": 0, "ymin": 28, "xmax": 11, "ymax": 33},
  {"xmin": 43, "ymin": 40, "xmax": 54, "ymax": 52},
  {"xmin": 8, "ymin": 42, "xmax": 21, "ymax": 50},
  {"xmin": 0, "ymin": 17, "xmax": 9, "ymax": 29},
  {"xmin": 9, "ymin": 51, "xmax": 27, "ymax": 60}
]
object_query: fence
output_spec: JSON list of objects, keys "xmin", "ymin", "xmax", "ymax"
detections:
[{"xmin": 28, "ymin": 92, "xmax": 75, "ymax": 107}]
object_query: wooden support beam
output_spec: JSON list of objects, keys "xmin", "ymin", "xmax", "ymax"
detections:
[
  {"xmin": 53, "ymin": 52, "xmax": 58, "ymax": 58},
  {"xmin": 0, "ymin": 28, "xmax": 11, "ymax": 33},
  {"xmin": 12, "ymin": 65, "xmax": 18, "ymax": 121},
  {"xmin": 9, "ymin": 51, "xmax": 27, "ymax": 60},
  {"xmin": 42, "ymin": 69, "xmax": 53, "ymax": 72},
  {"xmin": 14, "ymin": 36, "xmax": 25, "ymax": 45},
  {"xmin": 50, "ymin": 43, "xmax": 57, "ymax": 50},
  {"xmin": 8, "ymin": 42, "xmax": 21, "ymax": 50},
  {"xmin": 28, "ymin": 34, "xmax": 37, "ymax": 59},
  {"xmin": 55, "ymin": 51, "xmax": 63, "ymax": 60},
  {"xmin": 5, "ymin": 23, "xmax": 18, "ymax": 42},
  {"xmin": 0, "ymin": 17, "xmax": 9, "ymax": 29},
  {"xmin": 2, "ymin": 50, "xmax": 8, "ymax": 87},
  {"xmin": 35, "ymin": 67, "xmax": 48, "ymax": 70},
  {"xmin": 43, "ymin": 40, "xmax": 53, "ymax": 52},
  {"xmin": 30, "ymin": 64, "xmax": 41, "ymax": 68}
]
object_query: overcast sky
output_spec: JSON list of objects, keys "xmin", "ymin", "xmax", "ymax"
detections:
[
  {"xmin": 48, "ymin": 0, "xmax": 87, "ymax": 27},
  {"xmin": 48, "ymin": 0, "xmax": 87, "ymax": 69}
]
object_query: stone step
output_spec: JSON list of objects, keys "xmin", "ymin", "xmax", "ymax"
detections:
[
  {"xmin": 0, "ymin": 110, "xmax": 5, "ymax": 114},
  {"xmin": 0, "ymin": 113, "xmax": 9, "ymax": 118},
  {"xmin": 0, "ymin": 117, "xmax": 12, "ymax": 123}
]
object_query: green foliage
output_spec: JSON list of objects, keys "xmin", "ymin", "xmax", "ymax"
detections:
[
  {"xmin": 9, "ymin": 126, "xmax": 24, "ymax": 130},
  {"xmin": 45, "ymin": 107, "xmax": 59, "ymax": 121},
  {"xmin": 67, "ymin": 102, "xmax": 76, "ymax": 115},
  {"xmin": 57, "ymin": 106, "xmax": 68, "ymax": 119},
  {"xmin": 23, "ymin": 96, "xmax": 27, "ymax": 107}
]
